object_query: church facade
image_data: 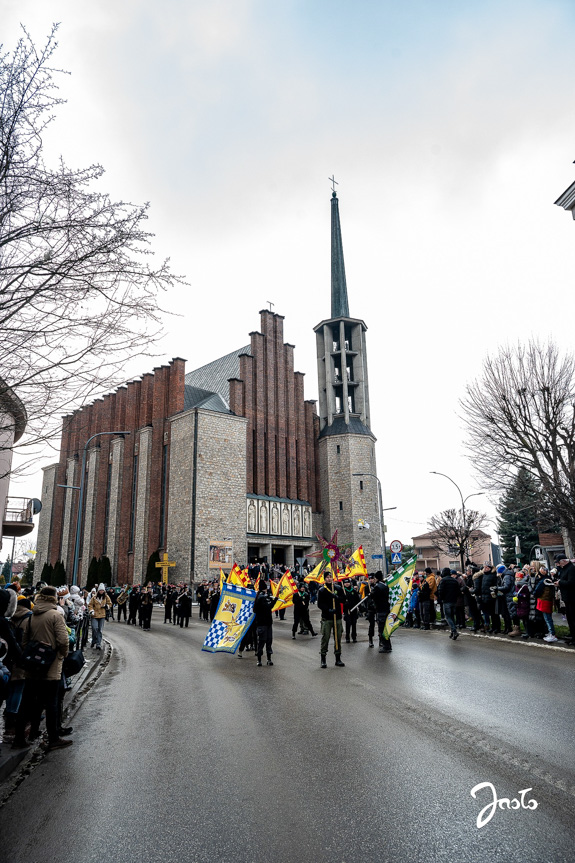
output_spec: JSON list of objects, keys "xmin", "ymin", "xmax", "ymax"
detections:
[{"xmin": 36, "ymin": 193, "xmax": 380, "ymax": 584}]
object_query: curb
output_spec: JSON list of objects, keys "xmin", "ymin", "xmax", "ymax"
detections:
[
  {"xmin": 411, "ymin": 625, "xmax": 575, "ymax": 653},
  {"xmin": 0, "ymin": 638, "xmax": 112, "ymax": 802}
]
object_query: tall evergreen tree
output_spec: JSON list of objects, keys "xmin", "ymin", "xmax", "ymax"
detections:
[
  {"xmin": 86, "ymin": 556, "xmax": 100, "ymax": 591},
  {"xmin": 146, "ymin": 549, "xmax": 161, "ymax": 584},
  {"xmin": 23, "ymin": 558, "xmax": 35, "ymax": 585},
  {"xmin": 52, "ymin": 560, "xmax": 66, "ymax": 585},
  {"xmin": 40, "ymin": 561, "xmax": 53, "ymax": 584},
  {"xmin": 98, "ymin": 555, "xmax": 112, "ymax": 586},
  {"xmin": 496, "ymin": 469, "xmax": 540, "ymax": 565},
  {"xmin": 2, "ymin": 558, "xmax": 11, "ymax": 580}
]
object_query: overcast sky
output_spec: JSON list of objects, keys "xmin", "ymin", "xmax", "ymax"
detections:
[{"xmin": 4, "ymin": 0, "xmax": 575, "ymax": 553}]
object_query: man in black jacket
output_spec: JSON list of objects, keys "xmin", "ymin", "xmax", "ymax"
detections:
[
  {"xmin": 555, "ymin": 555, "xmax": 575, "ymax": 644},
  {"xmin": 292, "ymin": 583, "xmax": 317, "ymax": 638},
  {"xmin": 317, "ymin": 570, "xmax": 347, "ymax": 668},
  {"xmin": 253, "ymin": 582, "xmax": 276, "ymax": 666},
  {"xmin": 371, "ymin": 572, "xmax": 391, "ymax": 653},
  {"xmin": 437, "ymin": 567, "xmax": 462, "ymax": 639}
]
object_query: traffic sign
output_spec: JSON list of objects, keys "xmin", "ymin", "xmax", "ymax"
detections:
[
  {"xmin": 390, "ymin": 540, "xmax": 403, "ymax": 554},
  {"xmin": 391, "ymin": 552, "xmax": 402, "ymax": 565},
  {"xmin": 371, "ymin": 554, "xmax": 383, "ymax": 559}
]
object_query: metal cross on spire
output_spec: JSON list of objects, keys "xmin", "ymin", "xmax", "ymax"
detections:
[{"xmin": 328, "ymin": 175, "xmax": 338, "ymax": 194}]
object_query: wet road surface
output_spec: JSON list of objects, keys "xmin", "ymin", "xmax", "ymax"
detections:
[{"xmin": 1, "ymin": 608, "xmax": 574, "ymax": 863}]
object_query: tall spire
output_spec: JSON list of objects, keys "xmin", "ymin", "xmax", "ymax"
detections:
[{"xmin": 330, "ymin": 191, "xmax": 350, "ymax": 318}]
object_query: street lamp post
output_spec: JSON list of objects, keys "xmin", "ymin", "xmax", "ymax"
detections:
[
  {"xmin": 352, "ymin": 472, "xmax": 396, "ymax": 576},
  {"xmin": 71, "ymin": 431, "xmax": 130, "ymax": 586},
  {"xmin": 430, "ymin": 471, "xmax": 484, "ymax": 571}
]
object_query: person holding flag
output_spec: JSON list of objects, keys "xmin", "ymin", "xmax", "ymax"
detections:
[
  {"xmin": 371, "ymin": 571, "xmax": 392, "ymax": 653},
  {"xmin": 253, "ymin": 581, "xmax": 277, "ymax": 666},
  {"xmin": 317, "ymin": 568, "xmax": 347, "ymax": 668}
]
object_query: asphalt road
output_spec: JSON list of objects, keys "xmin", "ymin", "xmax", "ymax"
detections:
[{"xmin": 1, "ymin": 608, "xmax": 574, "ymax": 863}]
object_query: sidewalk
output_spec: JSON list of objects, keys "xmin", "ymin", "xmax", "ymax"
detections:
[{"xmin": 0, "ymin": 639, "xmax": 112, "ymax": 788}]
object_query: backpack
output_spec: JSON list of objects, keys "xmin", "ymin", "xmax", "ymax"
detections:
[{"xmin": 20, "ymin": 617, "xmax": 57, "ymax": 676}]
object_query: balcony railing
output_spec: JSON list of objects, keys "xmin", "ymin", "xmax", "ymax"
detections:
[{"xmin": 3, "ymin": 497, "xmax": 35, "ymax": 537}]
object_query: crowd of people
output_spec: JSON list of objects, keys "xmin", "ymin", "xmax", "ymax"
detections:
[
  {"xmin": 404, "ymin": 555, "xmax": 575, "ymax": 645},
  {"xmin": 1, "ymin": 554, "xmax": 573, "ymax": 758}
]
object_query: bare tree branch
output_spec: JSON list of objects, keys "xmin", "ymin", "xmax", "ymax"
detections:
[
  {"xmin": 0, "ymin": 25, "xmax": 185, "ymax": 475},
  {"xmin": 460, "ymin": 340, "xmax": 575, "ymax": 550}
]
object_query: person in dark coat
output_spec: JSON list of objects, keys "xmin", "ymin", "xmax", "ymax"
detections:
[
  {"xmin": 128, "ymin": 587, "xmax": 141, "ymax": 626},
  {"xmin": 370, "ymin": 571, "xmax": 391, "ymax": 653},
  {"xmin": 178, "ymin": 589, "xmax": 192, "ymax": 628},
  {"xmin": 342, "ymin": 578, "xmax": 361, "ymax": 643},
  {"xmin": 364, "ymin": 574, "xmax": 377, "ymax": 646},
  {"xmin": 437, "ymin": 567, "xmax": 462, "ymax": 639},
  {"xmin": 480, "ymin": 564, "xmax": 500, "ymax": 633},
  {"xmin": 555, "ymin": 554, "xmax": 575, "ymax": 644},
  {"xmin": 163, "ymin": 587, "xmax": 176, "ymax": 624},
  {"xmin": 140, "ymin": 589, "xmax": 154, "ymax": 631},
  {"xmin": 291, "ymin": 583, "xmax": 317, "ymax": 638},
  {"xmin": 253, "ymin": 582, "xmax": 276, "ymax": 666},
  {"xmin": 208, "ymin": 584, "xmax": 220, "ymax": 621},
  {"xmin": 317, "ymin": 570, "xmax": 347, "ymax": 667}
]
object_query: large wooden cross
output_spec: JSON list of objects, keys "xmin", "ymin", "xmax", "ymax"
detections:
[{"xmin": 155, "ymin": 552, "xmax": 176, "ymax": 585}]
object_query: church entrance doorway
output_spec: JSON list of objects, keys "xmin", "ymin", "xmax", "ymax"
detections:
[{"xmin": 272, "ymin": 546, "xmax": 286, "ymax": 566}]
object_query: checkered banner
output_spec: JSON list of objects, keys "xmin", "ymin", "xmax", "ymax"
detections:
[{"xmin": 202, "ymin": 582, "xmax": 257, "ymax": 655}]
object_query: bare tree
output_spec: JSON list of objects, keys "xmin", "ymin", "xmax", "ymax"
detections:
[
  {"xmin": 460, "ymin": 340, "xmax": 575, "ymax": 555},
  {"xmin": 427, "ymin": 508, "xmax": 489, "ymax": 572},
  {"xmin": 0, "ymin": 26, "xmax": 184, "ymax": 472}
]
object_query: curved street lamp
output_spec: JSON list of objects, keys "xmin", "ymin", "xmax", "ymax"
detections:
[{"xmin": 430, "ymin": 471, "xmax": 485, "ymax": 570}]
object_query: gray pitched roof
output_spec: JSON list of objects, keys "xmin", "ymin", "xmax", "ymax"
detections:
[
  {"xmin": 184, "ymin": 345, "xmax": 250, "ymax": 407},
  {"xmin": 318, "ymin": 415, "xmax": 375, "ymax": 440},
  {"xmin": 184, "ymin": 385, "xmax": 230, "ymax": 413}
]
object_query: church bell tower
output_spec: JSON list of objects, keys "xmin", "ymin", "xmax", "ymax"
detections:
[{"xmin": 315, "ymin": 190, "xmax": 380, "ymax": 564}]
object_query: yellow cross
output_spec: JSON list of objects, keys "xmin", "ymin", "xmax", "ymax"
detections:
[{"xmin": 155, "ymin": 552, "xmax": 176, "ymax": 585}]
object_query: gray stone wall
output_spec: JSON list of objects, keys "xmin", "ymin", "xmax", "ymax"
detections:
[
  {"xmin": 133, "ymin": 426, "xmax": 153, "ymax": 583},
  {"xmin": 166, "ymin": 408, "xmax": 247, "ymax": 584},
  {"xmin": 193, "ymin": 410, "xmax": 247, "ymax": 581},
  {"xmin": 106, "ymin": 437, "xmax": 124, "ymax": 583},
  {"xmin": 80, "ymin": 448, "xmax": 100, "ymax": 583},
  {"xmin": 36, "ymin": 463, "xmax": 58, "ymax": 568},
  {"xmin": 319, "ymin": 433, "xmax": 380, "ymax": 568}
]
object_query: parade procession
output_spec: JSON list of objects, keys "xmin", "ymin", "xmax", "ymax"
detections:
[{"xmin": 2, "ymin": 6, "xmax": 575, "ymax": 863}]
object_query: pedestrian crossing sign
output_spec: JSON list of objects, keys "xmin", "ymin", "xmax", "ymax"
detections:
[{"xmin": 391, "ymin": 552, "xmax": 402, "ymax": 564}]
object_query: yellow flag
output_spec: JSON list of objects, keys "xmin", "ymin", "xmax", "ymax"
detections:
[
  {"xmin": 228, "ymin": 563, "xmax": 249, "ymax": 588},
  {"xmin": 304, "ymin": 560, "xmax": 325, "ymax": 584},
  {"xmin": 219, "ymin": 568, "xmax": 226, "ymax": 591},
  {"xmin": 344, "ymin": 546, "xmax": 368, "ymax": 579},
  {"xmin": 272, "ymin": 572, "xmax": 298, "ymax": 611}
]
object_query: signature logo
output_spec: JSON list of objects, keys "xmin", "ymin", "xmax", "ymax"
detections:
[{"xmin": 470, "ymin": 782, "xmax": 538, "ymax": 828}]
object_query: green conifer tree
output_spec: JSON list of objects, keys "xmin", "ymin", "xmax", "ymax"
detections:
[
  {"xmin": 40, "ymin": 562, "xmax": 53, "ymax": 584},
  {"xmin": 52, "ymin": 560, "xmax": 66, "ymax": 585},
  {"xmin": 98, "ymin": 555, "xmax": 112, "ymax": 586},
  {"xmin": 496, "ymin": 469, "xmax": 541, "ymax": 565},
  {"xmin": 86, "ymin": 556, "xmax": 100, "ymax": 591}
]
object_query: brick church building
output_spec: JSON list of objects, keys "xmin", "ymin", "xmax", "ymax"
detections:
[{"xmin": 36, "ymin": 192, "xmax": 380, "ymax": 584}]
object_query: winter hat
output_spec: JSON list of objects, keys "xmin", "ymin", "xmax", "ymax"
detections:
[
  {"xmin": 39, "ymin": 585, "xmax": 58, "ymax": 599},
  {"xmin": 496, "ymin": 564, "xmax": 506, "ymax": 573},
  {"xmin": 441, "ymin": 567, "xmax": 451, "ymax": 577},
  {"xmin": 70, "ymin": 585, "xmax": 81, "ymax": 595},
  {"xmin": 97, "ymin": 582, "xmax": 106, "ymax": 592}
]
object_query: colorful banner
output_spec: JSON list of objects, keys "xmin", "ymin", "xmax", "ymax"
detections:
[
  {"xmin": 344, "ymin": 546, "xmax": 368, "ymax": 579},
  {"xmin": 209, "ymin": 540, "xmax": 233, "ymax": 570},
  {"xmin": 202, "ymin": 583, "xmax": 256, "ymax": 654},
  {"xmin": 304, "ymin": 560, "xmax": 325, "ymax": 584},
  {"xmin": 383, "ymin": 556, "xmax": 417, "ymax": 639},
  {"xmin": 227, "ymin": 562, "xmax": 250, "ymax": 588},
  {"xmin": 271, "ymin": 571, "xmax": 298, "ymax": 611}
]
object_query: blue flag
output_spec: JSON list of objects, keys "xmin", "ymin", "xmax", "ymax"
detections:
[{"xmin": 202, "ymin": 583, "xmax": 256, "ymax": 654}]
